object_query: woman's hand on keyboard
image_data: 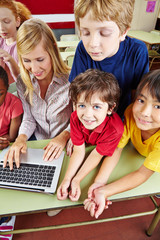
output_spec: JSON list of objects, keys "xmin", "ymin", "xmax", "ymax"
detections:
[
  {"xmin": 3, "ymin": 134, "xmax": 27, "ymax": 170},
  {"xmin": 43, "ymin": 131, "xmax": 70, "ymax": 161}
]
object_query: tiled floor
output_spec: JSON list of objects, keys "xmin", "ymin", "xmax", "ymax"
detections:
[{"xmin": 13, "ymin": 197, "xmax": 160, "ymax": 240}]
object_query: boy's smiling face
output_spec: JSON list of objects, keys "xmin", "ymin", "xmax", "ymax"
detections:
[
  {"xmin": 79, "ymin": 11, "xmax": 127, "ymax": 61},
  {"xmin": 76, "ymin": 92, "xmax": 112, "ymax": 130}
]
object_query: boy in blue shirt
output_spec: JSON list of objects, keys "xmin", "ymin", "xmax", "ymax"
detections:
[{"xmin": 69, "ymin": 0, "xmax": 149, "ymax": 117}]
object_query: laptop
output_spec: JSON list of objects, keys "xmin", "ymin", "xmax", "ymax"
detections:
[{"xmin": 0, "ymin": 147, "xmax": 64, "ymax": 194}]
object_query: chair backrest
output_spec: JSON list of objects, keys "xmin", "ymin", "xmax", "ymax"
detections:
[
  {"xmin": 8, "ymin": 82, "xmax": 17, "ymax": 94},
  {"xmin": 148, "ymin": 49, "xmax": 160, "ymax": 70},
  {"xmin": 65, "ymin": 46, "xmax": 77, "ymax": 52},
  {"xmin": 66, "ymin": 55, "xmax": 75, "ymax": 68},
  {"xmin": 60, "ymin": 34, "xmax": 79, "ymax": 41},
  {"xmin": 148, "ymin": 50, "xmax": 160, "ymax": 56},
  {"xmin": 150, "ymin": 30, "xmax": 160, "ymax": 36}
]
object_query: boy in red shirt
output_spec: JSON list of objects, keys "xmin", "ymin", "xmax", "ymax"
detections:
[{"xmin": 57, "ymin": 69, "xmax": 124, "ymax": 201}]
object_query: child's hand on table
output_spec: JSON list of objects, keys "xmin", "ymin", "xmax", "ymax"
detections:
[
  {"xmin": 88, "ymin": 182, "xmax": 105, "ymax": 199},
  {"xmin": 84, "ymin": 187, "xmax": 112, "ymax": 218},
  {"xmin": 57, "ymin": 179, "xmax": 70, "ymax": 200},
  {"xmin": 69, "ymin": 178, "xmax": 81, "ymax": 201}
]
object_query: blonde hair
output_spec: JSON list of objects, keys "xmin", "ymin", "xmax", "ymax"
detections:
[
  {"xmin": 17, "ymin": 18, "xmax": 70, "ymax": 104},
  {"xmin": 74, "ymin": 0, "xmax": 135, "ymax": 35},
  {"xmin": 0, "ymin": 0, "xmax": 31, "ymax": 26}
]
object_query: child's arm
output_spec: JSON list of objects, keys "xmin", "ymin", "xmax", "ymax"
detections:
[
  {"xmin": 7, "ymin": 115, "xmax": 23, "ymax": 142},
  {"xmin": 88, "ymin": 147, "xmax": 123, "ymax": 198},
  {"xmin": 66, "ymin": 138, "xmax": 74, "ymax": 157},
  {"xmin": 57, "ymin": 143, "xmax": 86, "ymax": 200},
  {"xmin": 84, "ymin": 165, "xmax": 154, "ymax": 218},
  {"xmin": 69, "ymin": 148, "xmax": 103, "ymax": 201},
  {"xmin": 0, "ymin": 49, "xmax": 20, "ymax": 78},
  {"xmin": 0, "ymin": 114, "xmax": 23, "ymax": 150}
]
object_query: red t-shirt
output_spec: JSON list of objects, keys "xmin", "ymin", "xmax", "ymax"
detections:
[
  {"xmin": 0, "ymin": 92, "xmax": 23, "ymax": 136},
  {"xmin": 70, "ymin": 111, "xmax": 124, "ymax": 156}
]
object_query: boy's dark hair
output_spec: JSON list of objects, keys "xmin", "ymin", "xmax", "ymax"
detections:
[
  {"xmin": 69, "ymin": 69, "xmax": 120, "ymax": 111},
  {"xmin": 0, "ymin": 66, "xmax": 9, "ymax": 89},
  {"xmin": 135, "ymin": 69, "xmax": 160, "ymax": 102}
]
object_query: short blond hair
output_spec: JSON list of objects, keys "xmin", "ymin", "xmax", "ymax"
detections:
[
  {"xmin": 74, "ymin": 0, "xmax": 135, "ymax": 35},
  {"xmin": 17, "ymin": 18, "xmax": 70, "ymax": 104}
]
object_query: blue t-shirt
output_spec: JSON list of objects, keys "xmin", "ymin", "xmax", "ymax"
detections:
[{"xmin": 69, "ymin": 36, "xmax": 149, "ymax": 117}]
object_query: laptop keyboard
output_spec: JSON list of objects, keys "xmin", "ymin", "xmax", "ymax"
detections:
[{"xmin": 0, "ymin": 163, "xmax": 56, "ymax": 188}]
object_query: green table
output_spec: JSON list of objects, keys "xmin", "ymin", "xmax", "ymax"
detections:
[
  {"xmin": 60, "ymin": 51, "xmax": 75, "ymax": 61},
  {"xmin": 0, "ymin": 140, "xmax": 160, "ymax": 236},
  {"xmin": 57, "ymin": 40, "xmax": 79, "ymax": 51},
  {"xmin": 127, "ymin": 30, "xmax": 160, "ymax": 49}
]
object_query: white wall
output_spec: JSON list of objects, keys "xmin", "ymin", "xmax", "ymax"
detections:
[{"xmin": 131, "ymin": 0, "xmax": 160, "ymax": 31}]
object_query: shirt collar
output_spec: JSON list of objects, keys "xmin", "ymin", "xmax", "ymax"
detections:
[{"xmin": 30, "ymin": 73, "xmax": 68, "ymax": 86}]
